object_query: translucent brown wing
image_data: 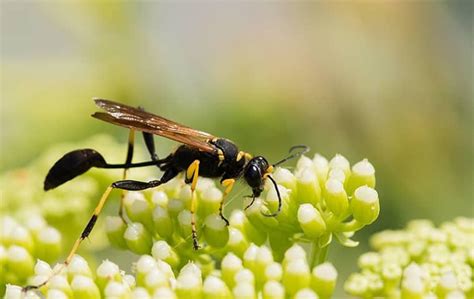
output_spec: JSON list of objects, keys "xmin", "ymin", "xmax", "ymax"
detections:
[{"xmin": 92, "ymin": 99, "xmax": 218, "ymax": 153}]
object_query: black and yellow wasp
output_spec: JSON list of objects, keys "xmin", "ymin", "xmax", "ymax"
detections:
[{"xmin": 25, "ymin": 99, "xmax": 307, "ymax": 291}]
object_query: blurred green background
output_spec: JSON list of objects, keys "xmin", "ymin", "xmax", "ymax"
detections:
[{"xmin": 1, "ymin": 1, "xmax": 472, "ymax": 293}]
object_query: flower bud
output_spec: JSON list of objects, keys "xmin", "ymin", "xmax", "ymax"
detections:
[
  {"xmin": 124, "ymin": 222, "xmax": 153, "ymax": 254},
  {"xmin": 125, "ymin": 192, "xmax": 154, "ymax": 231},
  {"xmin": 105, "ymin": 281, "xmax": 130, "ymax": 299},
  {"xmin": 178, "ymin": 185, "xmax": 193, "ymax": 211},
  {"xmin": 203, "ymin": 214, "xmax": 229, "ymax": 248},
  {"xmin": 105, "ymin": 216, "xmax": 128, "ymax": 249},
  {"xmin": 153, "ymin": 287, "xmax": 177, "ymax": 299},
  {"xmin": 177, "ymin": 210, "xmax": 194, "ymax": 239},
  {"xmin": 311, "ymin": 262, "xmax": 337, "ymax": 298},
  {"xmin": 68, "ymin": 255, "xmax": 92, "ymax": 280},
  {"xmin": 282, "ymin": 258, "xmax": 311, "ymax": 296},
  {"xmin": 135, "ymin": 255, "xmax": 157, "ymax": 287},
  {"xmin": 145, "ymin": 268, "xmax": 169, "ymax": 291},
  {"xmin": 344, "ymin": 273, "xmax": 369, "ymax": 297},
  {"xmin": 255, "ymin": 246, "xmax": 274, "ymax": 287},
  {"xmin": 245, "ymin": 198, "xmax": 278, "ymax": 231},
  {"xmin": 294, "ymin": 288, "xmax": 318, "ymax": 299},
  {"xmin": 401, "ymin": 276, "xmax": 425, "ymax": 299},
  {"xmin": 234, "ymin": 268, "xmax": 255, "ymax": 286},
  {"xmin": 176, "ymin": 273, "xmax": 202, "ymax": 299},
  {"xmin": 198, "ymin": 187, "xmax": 223, "ymax": 218},
  {"xmin": 71, "ymin": 275, "xmax": 101, "ymax": 299},
  {"xmin": 7, "ymin": 245, "xmax": 34, "ymax": 278},
  {"xmin": 5, "ymin": 284, "xmax": 22, "ymax": 299},
  {"xmin": 243, "ymin": 243, "xmax": 259, "ymax": 274},
  {"xmin": 273, "ymin": 167, "xmax": 297, "ymax": 191},
  {"xmin": 324, "ymin": 179, "xmax": 349, "ymax": 217},
  {"xmin": 347, "ymin": 159, "xmax": 376, "ymax": 195},
  {"xmin": 36, "ymin": 227, "xmax": 61, "ymax": 263},
  {"xmin": 313, "ymin": 154, "xmax": 329, "ymax": 188},
  {"xmin": 46, "ymin": 289, "xmax": 68, "ymax": 299},
  {"xmin": 232, "ymin": 282, "xmax": 255, "ymax": 299},
  {"xmin": 151, "ymin": 190, "xmax": 169, "ymax": 208},
  {"xmin": 230, "ymin": 210, "xmax": 266, "ymax": 246},
  {"xmin": 329, "ymin": 154, "xmax": 351, "ymax": 178},
  {"xmin": 296, "ymin": 169, "xmax": 321, "ymax": 206},
  {"xmin": 436, "ymin": 272, "xmax": 458, "ymax": 298},
  {"xmin": 132, "ymin": 287, "xmax": 151, "ymax": 299},
  {"xmin": 49, "ymin": 275, "xmax": 72, "ymax": 297},
  {"xmin": 203, "ymin": 276, "xmax": 232, "ymax": 299},
  {"xmin": 221, "ymin": 253, "xmax": 243, "ymax": 289},
  {"xmin": 152, "ymin": 241, "xmax": 180, "ymax": 269},
  {"xmin": 152, "ymin": 206, "xmax": 173, "ymax": 240},
  {"xmin": 297, "ymin": 204, "xmax": 326, "ymax": 238},
  {"xmin": 328, "ymin": 168, "xmax": 346, "ymax": 184},
  {"xmin": 264, "ymin": 262, "xmax": 283, "ymax": 282},
  {"xmin": 96, "ymin": 259, "xmax": 121, "ymax": 291},
  {"xmin": 168, "ymin": 198, "xmax": 185, "ymax": 218},
  {"xmin": 263, "ymin": 280, "xmax": 284, "ymax": 299},
  {"xmin": 351, "ymin": 186, "xmax": 380, "ymax": 225},
  {"xmin": 227, "ymin": 227, "xmax": 250, "ymax": 258},
  {"xmin": 9, "ymin": 226, "xmax": 34, "ymax": 253}
]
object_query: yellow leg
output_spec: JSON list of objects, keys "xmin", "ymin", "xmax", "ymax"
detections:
[
  {"xmin": 119, "ymin": 129, "xmax": 135, "ymax": 221},
  {"xmin": 220, "ymin": 178, "xmax": 235, "ymax": 225},
  {"xmin": 23, "ymin": 186, "xmax": 114, "ymax": 292},
  {"xmin": 186, "ymin": 160, "xmax": 200, "ymax": 250}
]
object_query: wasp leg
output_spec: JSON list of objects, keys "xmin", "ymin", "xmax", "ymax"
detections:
[
  {"xmin": 119, "ymin": 129, "xmax": 136, "ymax": 222},
  {"xmin": 143, "ymin": 132, "xmax": 159, "ymax": 161},
  {"xmin": 219, "ymin": 178, "xmax": 235, "ymax": 226},
  {"xmin": 185, "ymin": 160, "xmax": 201, "ymax": 250},
  {"xmin": 22, "ymin": 169, "xmax": 179, "ymax": 292}
]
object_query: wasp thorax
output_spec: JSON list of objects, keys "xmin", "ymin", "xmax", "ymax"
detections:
[{"xmin": 244, "ymin": 156, "xmax": 270, "ymax": 196}]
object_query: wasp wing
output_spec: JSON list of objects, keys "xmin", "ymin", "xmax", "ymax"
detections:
[{"xmin": 92, "ymin": 99, "xmax": 218, "ymax": 154}]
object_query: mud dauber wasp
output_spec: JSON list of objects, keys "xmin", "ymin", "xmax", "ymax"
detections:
[{"xmin": 24, "ymin": 99, "xmax": 308, "ymax": 291}]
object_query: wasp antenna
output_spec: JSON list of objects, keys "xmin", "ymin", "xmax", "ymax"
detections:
[
  {"xmin": 44, "ymin": 149, "xmax": 107, "ymax": 191},
  {"xmin": 273, "ymin": 145, "xmax": 310, "ymax": 167},
  {"xmin": 261, "ymin": 175, "xmax": 282, "ymax": 217}
]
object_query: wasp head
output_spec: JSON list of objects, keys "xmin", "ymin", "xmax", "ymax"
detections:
[{"xmin": 243, "ymin": 156, "xmax": 273, "ymax": 197}]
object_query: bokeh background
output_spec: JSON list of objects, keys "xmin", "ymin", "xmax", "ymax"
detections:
[{"xmin": 1, "ymin": 1, "xmax": 472, "ymax": 295}]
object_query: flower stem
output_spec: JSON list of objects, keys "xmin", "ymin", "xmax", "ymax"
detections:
[{"xmin": 310, "ymin": 241, "xmax": 330, "ymax": 269}]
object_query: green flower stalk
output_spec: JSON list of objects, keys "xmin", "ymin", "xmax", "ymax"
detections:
[{"xmin": 345, "ymin": 218, "xmax": 474, "ymax": 298}]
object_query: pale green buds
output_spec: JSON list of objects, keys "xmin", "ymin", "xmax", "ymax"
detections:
[
  {"xmin": 296, "ymin": 169, "xmax": 321, "ymax": 206},
  {"xmin": 347, "ymin": 218, "xmax": 473, "ymax": 298},
  {"xmin": 311, "ymin": 262, "xmax": 337, "ymax": 298},
  {"xmin": 71, "ymin": 275, "xmax": 101, "ymax": 299},
  {"xmin": 263, "ymin": 280, "xmax": 285, "ymax": 299},
  {"xmin": 282, "ymin": 258, "xmax": 311, "ymax": 296},
  {"xmin": 347, "ymin": 159, "xmax": 376, "ymax": 195},
  {"xmin": 351, "ymin": 186, "xmax": 380, "ymax": 225},
  {"xmin": 203, "ymin": 214, "xmax": 229, "ymax": 247},
  {"xmin": 324, "ymin": 179, "xmax": 349, "ymax": 217},
  {"xmin": 105, "ymin": 216, "xmax": 128, "ymax": 249},
  {"xmin": 7, "ymin": 245, "xmax": 35, "ymax": 279},
  {"xmin": 203, "ymin": 276, "xmax": 231, "ymax": 299},
  {"xmin": 221, "ymin": 252, "xmax": 243, "ymax": 289},
  {"xmin": 152, "ymin": 241, "xmax": 180, "ymax": 269},
  {"xmin": 124, "ymin": 222, "xmax": 153, "ymax": 254},
  {"xmin": 298, "ymin": 204, "xmax": 327, "ymax": 238}
]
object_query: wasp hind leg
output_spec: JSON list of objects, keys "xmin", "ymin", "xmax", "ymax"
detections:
[
  {"xmin": 22, "ymin": 168, "xmax": 180, "ymax": 293},
  {"xmin": 119, "ymin": 129, "xmax": 136, "ymax": 222},
  {"xmin": 185, "ymin": 160, "xmax": 201, "ymax": 250}
]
